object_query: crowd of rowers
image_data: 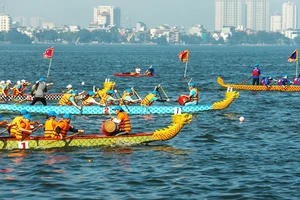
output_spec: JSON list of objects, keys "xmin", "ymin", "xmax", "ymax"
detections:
[
  {"xmin": 0, "ymin": 78, "xmax": 199, "ymax": 108},
  {"xmin": 260, "ymin": 74, "xmax": 300, "ymax": 87}
]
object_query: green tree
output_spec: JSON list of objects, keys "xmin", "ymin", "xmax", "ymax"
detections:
[{"xmin": 6, "ymin": 30, "xmax": 32, "ymax": 44}]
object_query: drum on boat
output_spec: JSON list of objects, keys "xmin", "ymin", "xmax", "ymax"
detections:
[
  {"xmin": 177, "ymin": 95, "xmax": 189, "ymax": 106},
  {"xmin": 101, "ymin": 120, "xmax": 118, "ymax": 136}
]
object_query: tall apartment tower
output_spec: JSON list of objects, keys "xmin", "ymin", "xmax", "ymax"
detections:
[
  {"xmin": 0, "ymin": 13, "xmax": 11, "ymax": 31},
  {"xmin": 93, "ymin": 6, "xmax": 121, "ymax": 28},
  {"xmin": 245, "ymin": 0, "xmax": 270, "ymax": 31},
  {"xmin": 270, "ymin": 15, "xmax": 282, "ymax": 32},
  {"xmin": 282, "ymin": 1, "xmax": 298, "ymax": 30},
  {"xmin": 215, "ymin": 0, "xmax": 242, "ymax": 31}
]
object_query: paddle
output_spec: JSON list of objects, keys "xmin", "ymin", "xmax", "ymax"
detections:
[
  {"xmin": 114, "ymin": 90, "xmax": 130, "ymax": 113},
  {"xmin": 131, "ymin": 88, "xmax": 152, "ymax": 114},
  {"xmin": 0, "ymin": 127, "xmax": 9, "ymax": 136},
  {"xmin": 158, "ymin": 84, "xmax": 172, "ymax": 104},
  {"xmin": 156, "ymin": 87, "xmax": 166, "ymax": 105},
  {"xmin": 63, "ymin": 131, "xmax": 84, "ymax": 140},
  {"xmin": 240, "ymin": 76, "xmax": 252, "ymax": 85}
]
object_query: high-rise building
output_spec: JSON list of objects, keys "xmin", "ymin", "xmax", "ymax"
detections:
[
  {"xmin": 14, "ymin": 16, "xmax": 27, "ymax": 27},
  {"xmin": 215, "ymin": 0, "xmax": 242, "ymax": 31},
  {"xmin": 29, "ymin": 17, "xmax": 43, "ymax": 28},
  {"xmin": 93, "ymin": 6, "xmax": 121, "ymax": 28},
  {"xmin": 282, "ymin": 1, "xmax": 298, "ymax": 30},
  {"xmin": 245, "ymin": 0, "xmax": 270, "ymax": 31},
  {"xmin": 270, "ymin": 15, "xmax": 282, "ymax": 32},
  {"xmin": 0, "ymin": 13, "xmax": 11, "ymax": 31}
]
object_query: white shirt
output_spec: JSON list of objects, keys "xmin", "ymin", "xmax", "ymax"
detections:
[{"xmin": 135, "ymin": 68, "xmax": 141, "ymax": 74}]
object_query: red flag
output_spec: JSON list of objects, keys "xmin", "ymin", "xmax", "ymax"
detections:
[
  {"xmin": 43, "ymin": 47, "xmax": 54, "ymax": 59},
  {"xmin": 178, "ymin": 49, "xmax": 189, "ymax": 62}
]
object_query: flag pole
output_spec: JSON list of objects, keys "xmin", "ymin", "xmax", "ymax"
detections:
[
  {"xmin": 296, "ymin": 59, "xmax": 299, "ymax": 77},
  {"xmin": 47, "ymin": 58, "xmax": 52, "ymax": 78},
  {"xmin": 184, "ymin": 61, "xmax": 188, "ymax": 78}
]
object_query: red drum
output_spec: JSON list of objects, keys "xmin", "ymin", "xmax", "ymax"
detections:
[
  {"xmin": 177, "ymin": 95, "xmax": 189, "ymax": 106},
  {"xmin": 101, "ymin": 120, "xmax": 118, "ymax": 136}
]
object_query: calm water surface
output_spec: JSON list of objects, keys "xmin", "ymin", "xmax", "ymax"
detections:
[{"xmin": 0, "ymin": 44, "xmax": 300, "ymax": 199}]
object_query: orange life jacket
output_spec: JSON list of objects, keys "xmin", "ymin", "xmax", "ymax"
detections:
[
  {"xmin": 117, "ymin": 112, "xmax": 131, "ymax": 133},
  {"xmin": 141, "ymin": 94, "xmax": 155, "ymax": 106},
  {"xmin": 3, "ymin": 84, "xmax": 10, "ymax": 96},
  {"xmin": 54, "ymin": 119, "xmax": 70, "ymax": 137},
  {"xmin": 15, "ymin": 119, "xmax": 31, "ymax": 140},
  {"xmin": 13, "ymin": 84, "xmax": 25, "ymax": 96},
  {"xmin": 44, "ymin": 118, "xmax": 58, "ymax": 138}
]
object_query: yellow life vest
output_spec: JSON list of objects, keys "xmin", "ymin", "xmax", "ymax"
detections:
[
  {"xmin": 99, "ymin": 94, "xmax": 110, "ymax": 106},
  {"xmin": 9, "ymin": 116, "xmax": 23, "ymax": 137},
  {"xmin": 44, "ymin": 118, "xmax": 58, "ymax": 138},
  {"xmin": 81, "ymin": 96, "xmax": 94, "ymax": 106},
  {"xmin": 190, "ymin": 88, "xmax": 199, "ymax": 102},
  {"xmin": 119, "ymin": 92, "xmax": 127, "ymax": 106},
  {"xmin": 141, "ymin": 94, "xmax": 155, "ymax": 106},
  {"xmin": 58, "ymin": 94, "xmax": 73, "ymax": 106}
]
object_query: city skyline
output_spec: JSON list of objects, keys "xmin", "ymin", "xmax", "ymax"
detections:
[{"xmin": 2, "ymin": 0, "xmax": 298, "ymax": 30}]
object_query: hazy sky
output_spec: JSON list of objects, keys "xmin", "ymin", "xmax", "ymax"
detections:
[{"xmin": 1, "ymin": 0, "xmax": 298, "ymax": 30}]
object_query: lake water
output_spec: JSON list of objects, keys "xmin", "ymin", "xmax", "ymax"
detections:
[{"xmin": 0, "ymin": 44, "xmax": 300, "ymax": 199}]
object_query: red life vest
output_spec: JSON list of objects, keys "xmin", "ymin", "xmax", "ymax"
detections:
[
  {"xmin": 294, "ymin": 78, "xmax": 299, "ymax": 85},
  {"xmin": 253, "ymin": 69, "xmax": 259, "ymax": 76}
]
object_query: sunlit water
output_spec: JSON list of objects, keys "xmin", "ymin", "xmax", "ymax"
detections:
[{"xmin": 0, "ymin": 44, "xmax": 300, "ymax": 199}]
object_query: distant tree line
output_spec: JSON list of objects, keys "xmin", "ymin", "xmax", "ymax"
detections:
[{"xmin": 0, "ymin": 28, "xmax": 299, "ymax": 45}]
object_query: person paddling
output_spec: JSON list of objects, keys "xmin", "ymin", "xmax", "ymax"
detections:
[
  {"xmin": 119, "ymin": 88, "xmax": 141, "ymax": 106},
  {"xmin": 58, "ymin": 90, "xmax": 82, "ymax": 110},
  {"xmin": 54, "ymin": 113, "xmax": 84, "ymax": 139},
  {"xmin": 145, "ymin": 65, "xmax": 155, "ymax": 75},
  {"xmin": 44, "ymin": 111, "xmax": 59, "ymax": 138},
  {"xmin": 278, "ymin": 75, "xmax": 293, "ymax": 86},
  {"xmin": 81, "ymin": 91, "xmax": 102, "ymax": 106},
  {"xmin": 141, "ymin": 89, "xmax": 168, "ymax": 106},
  {"xmin": 99, "ymin": 90, "xmax": 120, "ymax": 106}
]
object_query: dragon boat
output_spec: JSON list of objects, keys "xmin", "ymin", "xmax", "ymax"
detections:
[
  {"xmin": 0, "ymin": 113, "xmax": 192, "ymax": 150},
  {"xmin": 217, "ymin": 76, "xmax": 300, "ymax": 91},
  {"xmin": 0, "ymin": 90, "xmax": 239, "ymax": 115},
  {"xmin": 0, "ymin": 80, "xmax": 116, "ymax": 102},
  {"xmin": 114, "ymin": 73, "xmax": 155, "ymax": 77}
]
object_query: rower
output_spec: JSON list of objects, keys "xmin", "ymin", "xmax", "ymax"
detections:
[
  {"xmin": 119, "ymin": 88, "xmax": 141, "ymax": 106},
  {"xmin": 44, "ymin": 111, "xmax": 59, "ymax": 138},
  {"xmin": 13, "ymin": 114, "xmax": 35, "ymax": 140},
  {"xmin": 3, "ymin": 80, "xmax": 12, "ymax": 97},
  {"xmin": 58, "ymin": 90, "xmax": 82, "ymax": 110},
  {"xmin": 140, "ymin": 89, "xmax": 168, "ymax": 106},
  {"xmin": 54, "ymin": 113, "xmax": 84, "ymax": 138},
  {"xmin": 7, "ymin": 109, "xmax": 40, "ymax": 137},
  {"xmin": 99, "ymin": 90, "xmax": 120, "ymax": 106},
  {"xmin": 81, "ymin": 91, "xmax": 102, "ymax": 106}
]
